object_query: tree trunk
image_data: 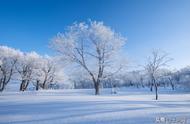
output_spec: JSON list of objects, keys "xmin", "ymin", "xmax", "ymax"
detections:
[
  {"xmin": 0, "ymin": 82, "xmax": 5, "ymax": 92},
  {"xmin": 152, "ymin": 77, "xmax": 158, "ymax": 100},
  {"xmin": 95, "ymin": 82, "xmax": 100, "ymax": 95},
  {"xmin": 19, "ymin": 83, "xmax": 23, "ymax": 91},
  {"xmin": 20, "ymin": 80, "xmax": 25, "ymax": 91},
  {"xmin": 0, "ymin": 77, "xmax": 6, "ymax": 92},
  {"xmin": 171, "ymin": 84, "xmax": 174, "ymax": 90},
  {"xmin": 20, "ymin": 80, "xmax": 29, "ymax": 91},
  {"xmin": 155, "ymin": 84, "xmax": 158, "ymax": 100},
  {"xmin": 36, "ymin": 80, "xmax": 39, "ymax": 91},
  {"xmin": 23, "ymin": 80, "xmax": 30, "ymax": 91},
  {"xmin": 42, "ymin": 83, "xmax": 45, "ymax": 89},
  {"xmin": 169, "ymin": 78, "xmax": 174, "ymax": 90},
  {"xmin": 42, "ymin": 75, "xmax": 48, "ymax": 89}
]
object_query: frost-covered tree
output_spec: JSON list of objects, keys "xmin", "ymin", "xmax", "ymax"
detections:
[
  {"xmin": 29, "ymin": 53, "xmax": 66, "ymax": 91},
  {"xmin": 131, "ymin": 70, "xmax": 145, "ymax": 88},
  {"xmin": 0, "ymin": 46, "xmax": 22, "ymax": 91},
  {"xmin": 40, "ymin": 57, "xmax": 56, "ymax": 89},
  {"xmin": 177, "ymin": 66, "xmax": 190, "ymax": 90},
  {"xmin": 0, "ymin": 45, "xmax": 64, "ymax": 91},
  {"xmin": 16, "ymin": 52, "xmax": 41, "ymax": 91},
  {"xmin": 144, "ymin": 50, "xmax": 171, "ymax": 100},
  {"xmin": 159, "ymin": 69, "xmax": 176, "ymax": 90},
  {"xmin": 51, "ymin": 21, "xmax": 126, "ymax": 95}
]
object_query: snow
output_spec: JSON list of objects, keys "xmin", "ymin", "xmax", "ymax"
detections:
[{"xmin": 0, "ymin": 88, "xmax": 190, "ymax": 124}]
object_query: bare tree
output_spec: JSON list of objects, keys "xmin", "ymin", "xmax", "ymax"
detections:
[
  {"xmin": 0, "ymin": 46, "xmax": 64, "ymax": 91},
  {"xmin": 131, "ymin": 70, "xmax": 145, "ymax": 88},
  {"xmin": 162, "ymin": 70, "xmax": 175, "ymax": 90},
  {"xmin": 16, "ymin": 52, "xmax": 40, "ymax": 91},
  {"xmin": 0, "ymin": 46, "xmax": 21, "ymax": 92},
  {"xmin": 0, "ymin": 57, "xmax": 17, "ymax": 91},
  {"xmin": 144, "ymin": 50, "xmax": 172, "ymax": 100},
  {"xmin": 51, "ymin": 21, "xmax": 126, "ymax": 95},
  {"xmin": 40, "ymin": 58, "xmax": 56, "ymax": 89},
  {"xmin": 32, "ymin": 64, "xmax": 42, "ymax": 91}
]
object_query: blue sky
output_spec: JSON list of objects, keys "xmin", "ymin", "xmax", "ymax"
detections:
[{"xmin": 0, "ymin": 0, "xmax": 190, "ymax": 69}]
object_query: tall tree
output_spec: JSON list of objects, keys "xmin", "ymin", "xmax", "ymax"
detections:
[
  {"xmin": 16, "ymin": 52, "xmax": 40, "ymax": 91},
  {"xmin": 0, "ymin": 46, "xmax": 22, "ymax": 92},
  {"xmin": 39, "ymin": 57, "xmax": 56, "ymax": 89},
  {"xmin": 144, "ymin": 50, "xmax": 171, "ymax": 100},
  {"xmin": 51, "ymin": 21, "xmax": 126, "ymax": 95}
]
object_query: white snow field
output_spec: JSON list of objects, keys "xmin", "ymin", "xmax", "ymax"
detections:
[{"xmin": 0, "ymin": 88, "xmax": 190, "ymax": 124}]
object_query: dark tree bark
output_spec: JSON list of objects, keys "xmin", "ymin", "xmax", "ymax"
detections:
[
  {"xmin": 155, "ymin": 83, "xmax": 158, "ymax": 100},
  {"xmin": 0, "ymin": 82, "xmax": 5, "ymax": 92},
  {"xmin": 152, "ymin": 77, "xmax": 158, "ymax": 100},
  {"xmin": 24, "ymin": 80, "xmax": 30, "ymax": 91},
  {"xmin": 20, "ymin": 80, "xmax": 25, "ymax": 91},
  {"xmin": 19, "ymin": 80, "xmax": 30, "ymax": 91},
  {"xmin": 42, "ymin": 80, "xmax": 46, "ymax": 89},
  {"xmin": 94, "ymin": 81, "xmax": 100, "ymax": 95},
  {"xmin": 36, "ymin": 80, "xmax": 40, "ymax": 91}
]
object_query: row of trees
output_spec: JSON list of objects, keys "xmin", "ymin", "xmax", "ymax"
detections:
[
  {"xmin": 1, "ymin": 20, "xmax": 189, "ymax": 100},
  {"xmin": 69, "ymin": 61, "xmax": 190, "ymax": 100},
  {"xmin": 0, "ymin": 46, "xmax": 63, "ymax": 92},
  {"xmin": 1, "ymin": 43, "xmax": 188, "ymax": 100}
]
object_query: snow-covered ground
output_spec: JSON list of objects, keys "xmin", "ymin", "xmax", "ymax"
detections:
[{"xmin": 0, "ymin": 88, "xmax": 190, "ymax": 124}]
